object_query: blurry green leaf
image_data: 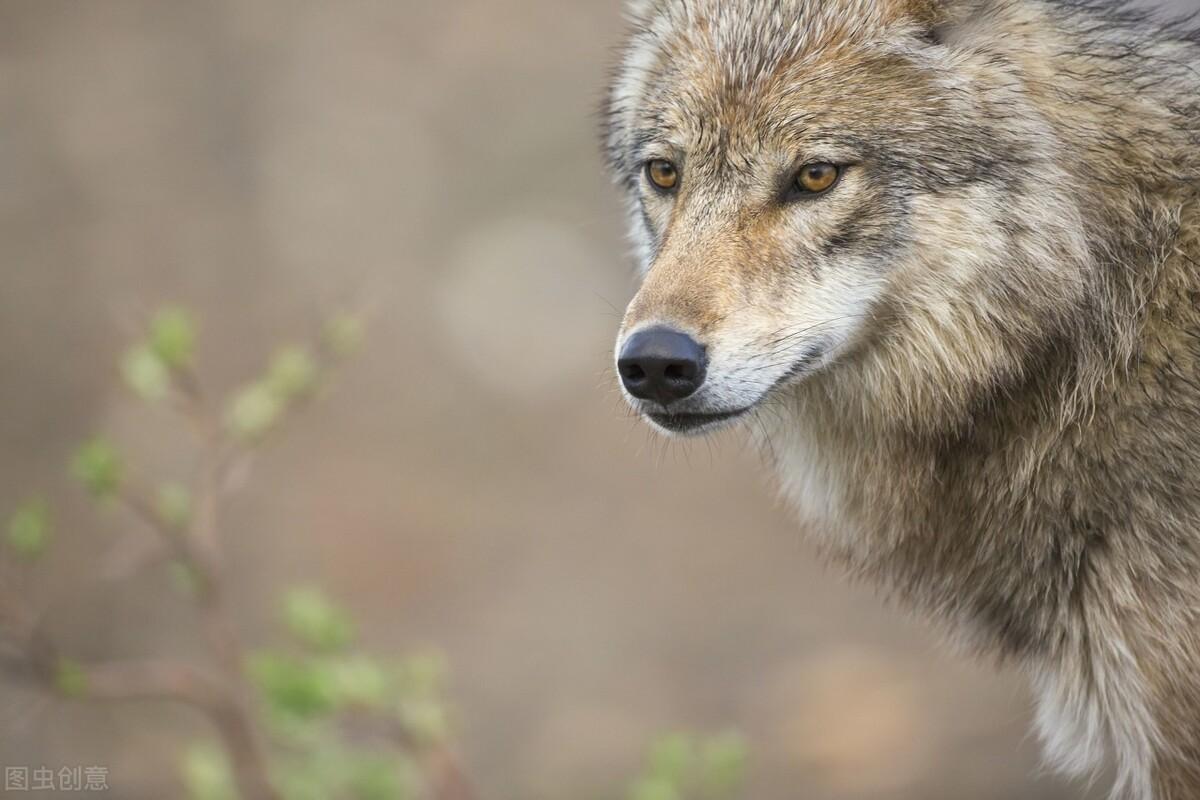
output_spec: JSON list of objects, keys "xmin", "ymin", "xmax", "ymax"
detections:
[
  {"xmin": 266, "ymin": 346, "xmax": 319, "ymax": 402},
  {"xmin": 150, "ymin": 307, "xmax": 197, "ymax": 369},
  {"xmin": 260, "ymin": 704, "xmax": 325, "ymax": 750},
  {"xmin": 397, "ymin": 695, "xmax": 449, "ymax": 747},
  {"xmin": 273, "ymin": 749, "xmax": 415, "ymax": 800},
  {"xmin": 274, "ymin": 762, "xmax": 328, "ymax": 800},
  {"xmin": 323, "ymin": 313, "xmax": 365, "ymax": 358},
  {"xmin": 181, "ymin": 741, "xmax": 238, "ymax": 800},
  {"xmin": 248, "ymin": 652, "xmax": 338, "ymax": 719},
  {"xmin": 54, "ymin": 658, "xmax": 88, "ymax": 698},
  {"xmin": 345, "ymin": 754, "xmax": 414, "ymax": 800},
  {"xmin": 698, "ymin": 733, "xmax": 747, "ymax": 799},
  {"xmin": 627, "ymin": 731, "xmax": 746, "ymax": 800},
  {"xmin": 330, "ymin": 654, "xmax": 391, "ymax": 709},
  {"xmin": 628, "ymin": 776, "xmax": 682, "ymax": 800},
  {"xmin": 7, "ymin": 499, "xmax": 50, "ymax": 560},
  {"xmin": 120, "ymin": 345, "xmax": 171, "ymax": 402},
  {"xmin": 648, "ymin": 734, "xmax": 693, "ymax": 785},
  {"xmin": 70, "ymin": 438, "xmax": 123, "ymax": 500},
  {"xmin": 156, "ymin": 482, "xmax": 192, "ymax": 529},
  {"xmin": 225, "ymin": 381, "xmax": 284, "ymax": 441},
  {"xmin": 282, "ymin": 587, "xmax": 354, "ymax": 652}
]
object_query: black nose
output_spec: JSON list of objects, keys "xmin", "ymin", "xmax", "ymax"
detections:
[{"xmin": 618, "ymin": 327, "xmax": 707, "ymax": 404}]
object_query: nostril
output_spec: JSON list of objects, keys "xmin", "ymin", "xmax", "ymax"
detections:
[
  {"xmin": 663, "ymin": 362, "xmax": 693, "ymax": 381},
  {"xmin": 620, "ymin": 363, "xmax": 646, "ymax": 381}
]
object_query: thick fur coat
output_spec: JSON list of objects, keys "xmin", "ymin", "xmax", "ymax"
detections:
[{"xmin": 604, "ymin": 1, "xmax": 1200, "ymax": 797}]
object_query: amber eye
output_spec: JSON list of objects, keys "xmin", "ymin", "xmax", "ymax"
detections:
[
  {"xmin": 794, "ymin": 162, "xmax": 841, "ymax": 195},
  {"xmin": 645, "ymin": 159, "xmax": 679, "ymax": 192}
]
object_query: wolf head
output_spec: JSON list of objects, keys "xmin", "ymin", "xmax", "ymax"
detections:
[{"xmin": 605, "ymin": 0, "xmax": 1095, "ymax": 437}]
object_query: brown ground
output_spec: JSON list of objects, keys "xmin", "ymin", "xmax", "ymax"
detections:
[{"xmin": 0, "ymin": 1, "xmax": 1187, "ymax": 798}]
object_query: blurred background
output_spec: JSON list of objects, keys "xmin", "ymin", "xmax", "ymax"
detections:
[{"xmin": 0, "ymin": 1, "xmax": 1188, "ymax": 798}]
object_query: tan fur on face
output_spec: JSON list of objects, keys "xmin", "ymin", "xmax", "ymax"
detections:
[{"xmin": 605, "ymin": 1, "xmax": 1200, "ymax": 797}]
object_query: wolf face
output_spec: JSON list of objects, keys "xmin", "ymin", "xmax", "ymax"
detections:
[{"xmin": 607, "ymin": 0, "xmax": 1091, "ymax": 437}]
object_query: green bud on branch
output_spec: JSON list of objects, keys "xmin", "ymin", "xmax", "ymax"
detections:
[
  {"xmin": 225, "ymin": 381, "xmax": 285, "ymax": 442},
  {"xmin": 282, "ymin": 588, "xmax": 354, "ymax": 653},
  {"xmin": 71, "ymin": 438, "xmax": 124, "ymax": 500},
  {"xmin": 7, "ymin": 498, "xmax": 51, "ymax": 560},
  {"xmin": 120, "ymin": 345, "xmax": 171, "ymax": 402},
  {"xmin": 248, "ymin": 652, "xmax": 339, "ymax": 720},
  {"xmin": 323, "ymin": 313, "xmax": 365, "ymax": 359},
  {"xmin": 149, "ymin": 307, "xmax": 198, "ymax": 369},
  {"xmin": 266, "ymin": 347, "xmax": 319, "ymax": 402}
]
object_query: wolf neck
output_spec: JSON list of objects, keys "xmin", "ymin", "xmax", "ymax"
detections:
[{"xmin": 763, "ymin": 1, "xmax": 1200, "ymax": 661}]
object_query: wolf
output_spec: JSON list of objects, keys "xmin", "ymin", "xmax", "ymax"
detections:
[{"xmin": 603, "ymin": 0, "xmax": 1200, "ymax": 796}]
